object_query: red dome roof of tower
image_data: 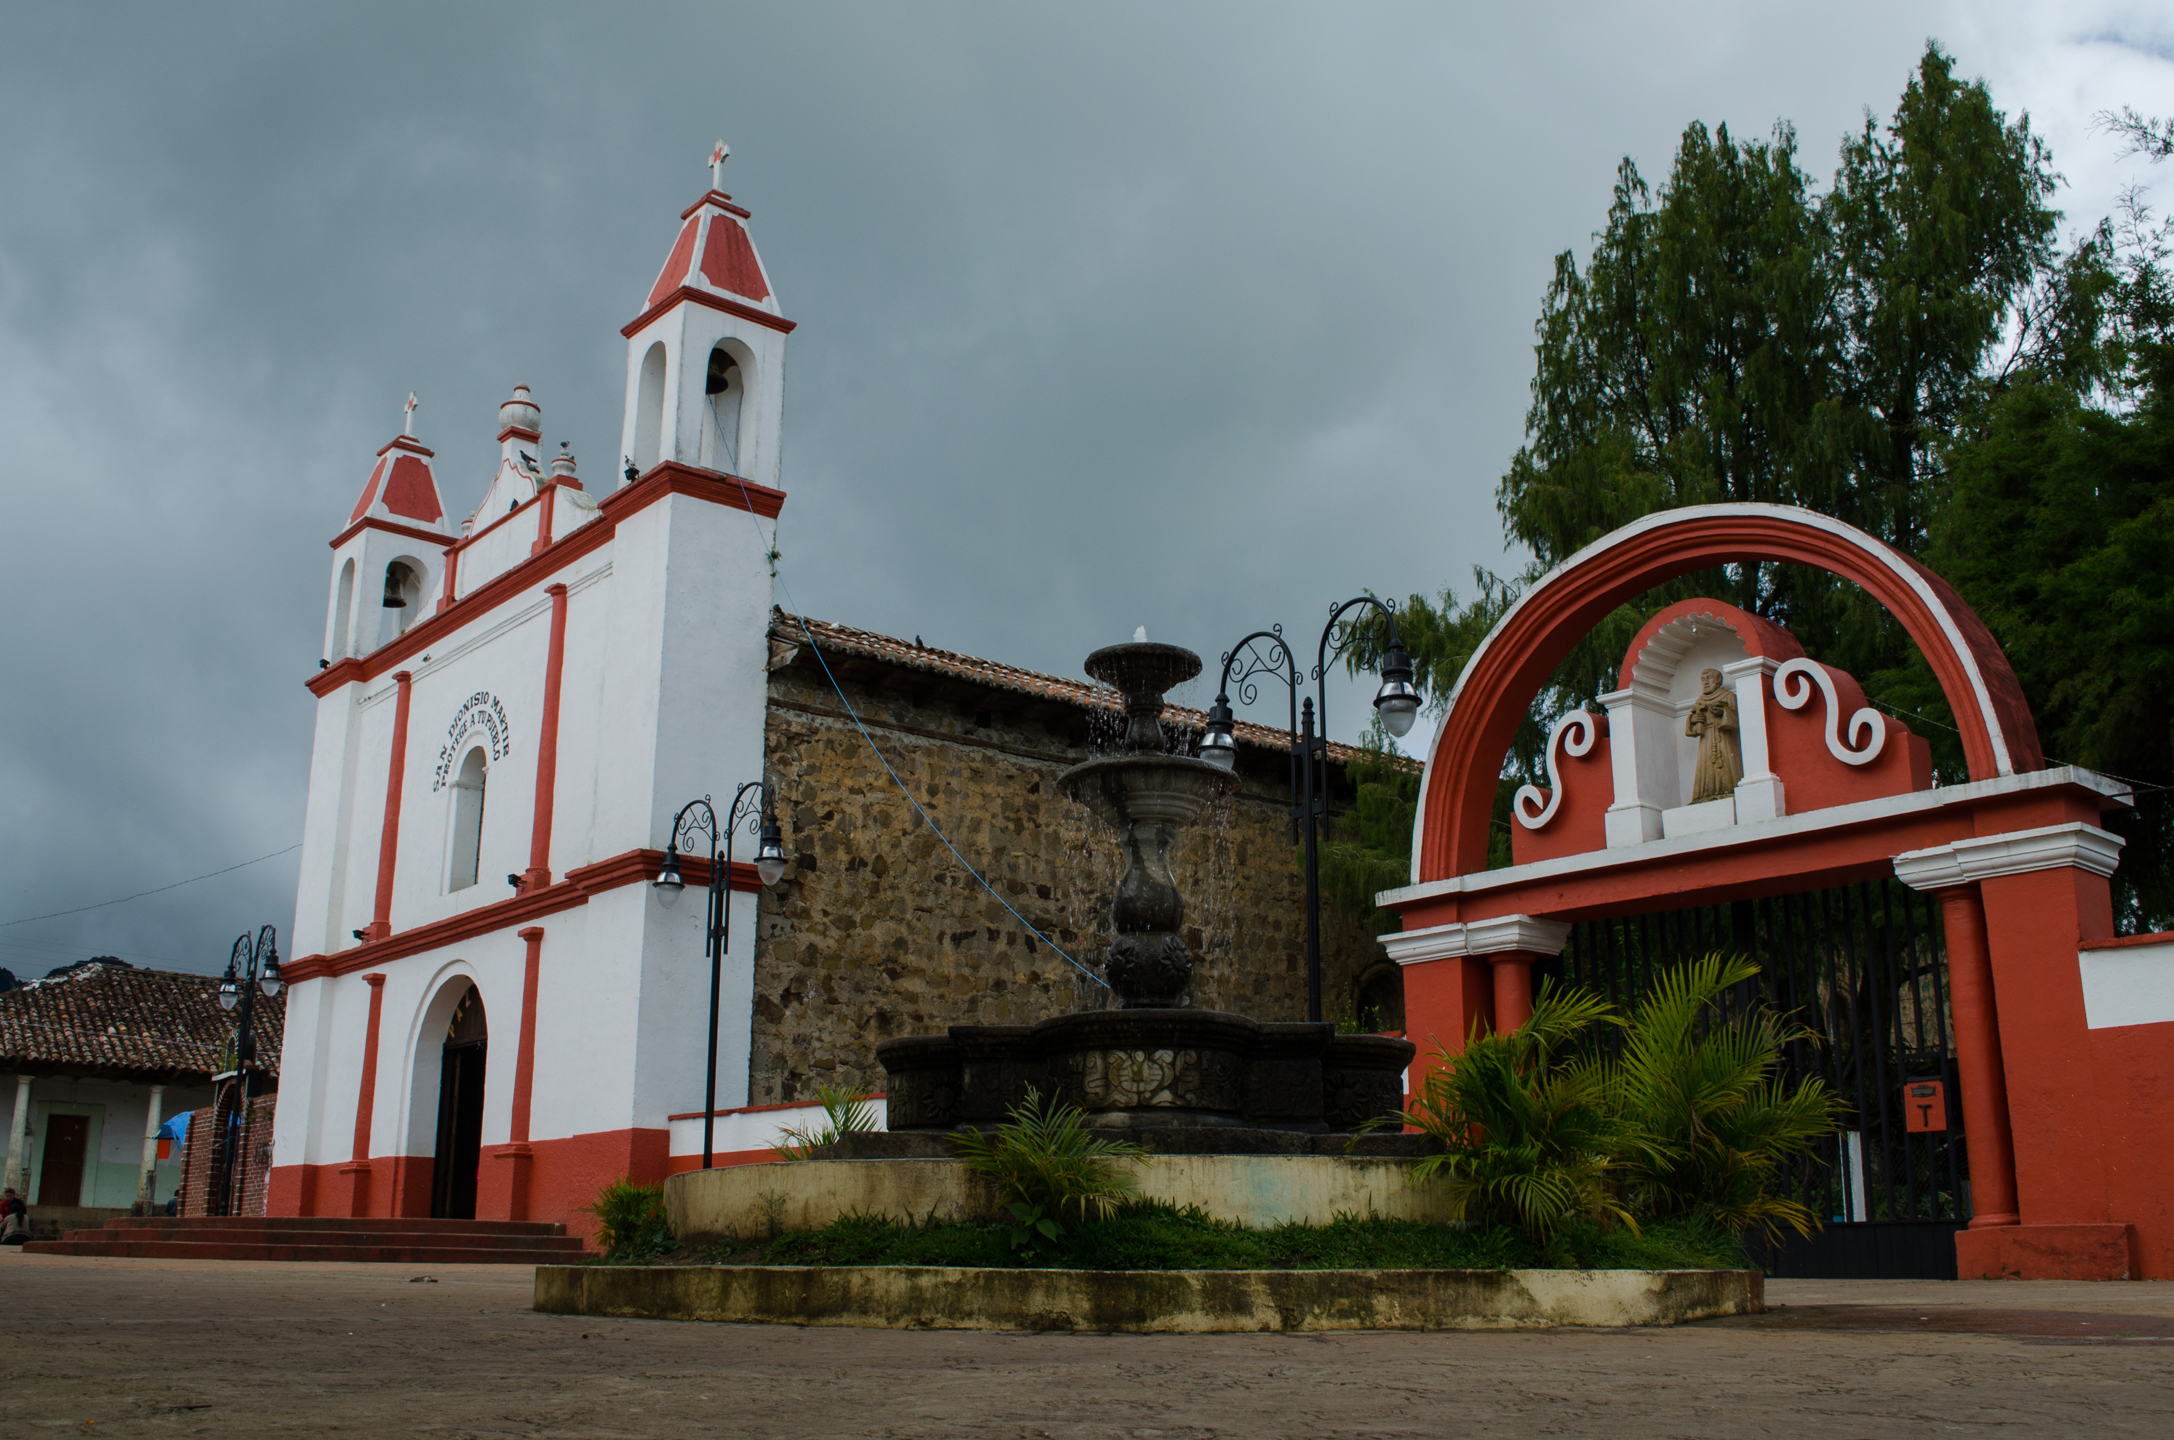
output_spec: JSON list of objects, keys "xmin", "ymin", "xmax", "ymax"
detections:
[
  {"xmin": 348, "ymin": 432, "xmax": 447, "ymax": 532},
  {"xmin": 644, "ymin": 195, "xmax": 777, "ymax": 311}
]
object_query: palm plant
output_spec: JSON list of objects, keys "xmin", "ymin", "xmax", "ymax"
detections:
[
  {"xmin": 770, "ymin": 1084, "xmax": 879, "ymax": 1161},
  {"xmin": 952, "ymin": 1087, "xmax": 1145, "ymax": 1251},
  {"xmin": 1388, "ymin": 981, "xmax": 1641, "ymax": 1246},
  {"xmin": 1610, "ymin": 952, "xmax": 1841, "ymax": 1242}
]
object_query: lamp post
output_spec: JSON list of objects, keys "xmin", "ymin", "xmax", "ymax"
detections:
[
  {"xmin": 215, "ymin": 925, "xmax": 283, "ymax": 1217},
  {"xmin": 1199, "ymin": 598, "xmax": 1419, "ymax": 1023},
  {"xmin": 654, "ymin": 784, "xmax": 789, "ymax": 1169}
]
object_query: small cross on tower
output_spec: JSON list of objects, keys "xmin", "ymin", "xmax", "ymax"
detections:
[
  {"xmin": 402, "ymin": 391, "xmax": 419, "ymax": 436},
  {"xmin": 710, "ymin": 139, "xmax": 730, "ymax": 192}
]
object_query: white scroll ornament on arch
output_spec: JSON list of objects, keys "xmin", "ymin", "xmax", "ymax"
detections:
[
  {"xmin": 1773, "ymin": 658, "xmax": 1886, "ymax": 766},
  {"xmin": 1514, "ymin": 711, "xmax": 1599, "ymax": 830}
]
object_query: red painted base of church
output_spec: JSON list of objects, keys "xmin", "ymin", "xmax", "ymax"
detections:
[
  {"xmin": 268, "ymin": 1127, "xmax": 670, "ymax": 1248},
  {"xmin": 1955, "ymin": 1224, "xmax": 2138, "ymax": 1280}
]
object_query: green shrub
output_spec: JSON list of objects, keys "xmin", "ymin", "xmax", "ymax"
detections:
[
  {"xmin": 743, "ymin": 1200, "xmax": 1742, "ymax": 1272},
  {"xmin": 770, "ymin": 1084, "xmax": 879, "ymax": 1161},
  {"xmin": 583, "ymin": 1177, "xmax": 672, "ymax": 1260},
  {"xmin": 1386, "ymin": 981, "xmax": 1640, "ymax": 1254},
  {"xmin": 951, "ymin": 1087, "xmax": 1144, "ymax": 1255},
  {"xmin": 1611, "ymin": 952, "xmax": 1841, "ymax": 1243}
]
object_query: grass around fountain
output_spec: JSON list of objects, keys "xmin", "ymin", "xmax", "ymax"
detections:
[{"xmin": 613, "ymin": 1201, "xmax": 1749, "ymax": 1272}]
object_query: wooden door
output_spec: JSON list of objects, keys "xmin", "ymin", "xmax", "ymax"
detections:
[{"xmin": 38, "ymin": 1114, "xmax": 89, "ymax": 1206}]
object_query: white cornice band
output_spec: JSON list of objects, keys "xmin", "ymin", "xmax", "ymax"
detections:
[
  {"xmin": 1380, "ymin": 915, "xmax": 1573, "ymax": 968},
  {"xmin": 1893, "ymin": 822, "xmax": 2125, "ymax": 891}
]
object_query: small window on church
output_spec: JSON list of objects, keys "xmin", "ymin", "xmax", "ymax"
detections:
[{"xmin": 447, "ymin": 747, "xmax": 487, "ymax": 892}]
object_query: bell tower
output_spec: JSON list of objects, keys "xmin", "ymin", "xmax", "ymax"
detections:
[
  {"xmin": 617, "ymin": 140, "xmax": 793, "ymax": 489},
  {"xmin": 325, "ymin": 393, "xmax": 451, "ymax": 662}
]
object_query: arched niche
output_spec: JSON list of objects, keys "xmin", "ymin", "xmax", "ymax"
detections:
[
  {"xmin": 1410, "ymin": 504, "xmax": 2041, "ymax": 883},
  {"xmin": 698, "ymin": 339, "xmax": 753, "ymax": 475},
  {"xmin": 330, "ymin": 557, "xmax": 356, "ymax": 660},
  {"xmin": 445, "ymin": 746, "xmax": 487, "ymax": 893},
  {"xmin": 632, "ymin": 340, "xmax": 668, "ymax": 474}
]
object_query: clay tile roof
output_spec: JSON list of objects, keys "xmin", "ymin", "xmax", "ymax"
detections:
[
  {"xmin": 0, "ymin": 964, "xmax": 285, "ymax": 1084},
  {"xmin": 771, "ymin": 610, "xmax": 1370, "ymax": 764}
]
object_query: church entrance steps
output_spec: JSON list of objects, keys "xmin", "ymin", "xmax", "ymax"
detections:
[{"xmin": 22, "ymin": 1215, "xmax": 585, "ymax": 1264}]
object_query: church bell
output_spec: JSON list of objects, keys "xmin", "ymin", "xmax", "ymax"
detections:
[{"xmin": 381, "ymin": 565, "xmax": 409, "ymax": 608}]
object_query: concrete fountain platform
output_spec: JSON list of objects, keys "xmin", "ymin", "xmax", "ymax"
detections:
[
  {"xmin": 532, "ymin": 1158, "xmax": 1763, "ymax": 1333},
  {"xmin": 533, "ymin": 1262, "xmax": 1763, "ymax": 1332},
  {"xmin": 663, "ymin": 1154, "xmax": 1463, "ymax": 1235}
]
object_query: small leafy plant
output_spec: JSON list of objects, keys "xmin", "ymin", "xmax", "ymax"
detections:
[
  {"xmin": 583, "ymin": 1176, "xmax": 673, "ymax": 1260},
  {"xmin": 1612, "ymin": 952, "xmax": 1841, "ymax": 1243},
  {"xmin": 770, "ymin": 1084, "xmax": 879, "ymax": 1161},
  {"xmin": 952, "ymin": 1087, "xmax": 1145, "ymax": 1254},
  {"xmin": 1386, "ymin": 981, "xmax": 1641, "ymax": 1254}
]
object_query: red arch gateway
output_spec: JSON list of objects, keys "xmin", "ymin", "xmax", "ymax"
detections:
[{"xmin": 1410, "ymin": 504, "xmax": 2042, "ymax": 883}]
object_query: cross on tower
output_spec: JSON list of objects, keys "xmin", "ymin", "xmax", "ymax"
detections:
[
  {"xmin": 402, "ymin": 391, "xmax": 419, "ymax": 436},
  {"xmin": 710, "ymin": 139, "xmax": 730, "ymax": 191}
]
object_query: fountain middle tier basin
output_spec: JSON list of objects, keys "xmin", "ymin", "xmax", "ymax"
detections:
[
  {"xmin": 1054, "ymin": 753, "xmax": 1238, "ymax": 832},
  {"xmin": 878, "ymin": 1009, "xmax": 1415, "ymax": 1134}
]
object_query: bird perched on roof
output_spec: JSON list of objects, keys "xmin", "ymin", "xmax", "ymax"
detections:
[{"xmin": 915, "ymin": 636, "xmax": 925, "ymax": 648}]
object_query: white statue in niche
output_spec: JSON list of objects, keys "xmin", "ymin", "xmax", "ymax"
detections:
[{"xmin": 1684, "ymin": 667, "xmax": 1743, "ymax": 803}]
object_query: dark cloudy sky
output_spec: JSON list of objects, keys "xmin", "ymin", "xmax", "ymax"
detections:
[{"xmin": 2, "ymin": 3, "xmax": 2167, "ymax": 978}]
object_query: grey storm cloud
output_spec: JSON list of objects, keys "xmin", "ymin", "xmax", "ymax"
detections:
[{"xmin": 2, "ymin": 1, "xmax": 2167, "ymax": 976}]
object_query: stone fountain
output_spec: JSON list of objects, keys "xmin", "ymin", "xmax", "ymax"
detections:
[{"xmin": 875, "ymin": 641, "xmax": 1416, "ymax": 1148}]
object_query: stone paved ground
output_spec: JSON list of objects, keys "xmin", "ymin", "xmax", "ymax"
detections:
[{"xmin": 5, "ymin": 1251, "xmax": 2172, "ymax": 1438}]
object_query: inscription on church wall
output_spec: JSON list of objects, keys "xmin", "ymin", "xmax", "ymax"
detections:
[
  {"xmin": 431, "ymin": 692, "xmax": 512, "ymax": 791},
  {"xmin": 748, "ymin": 663, "xmax": 1389, "ymax": 1106}
]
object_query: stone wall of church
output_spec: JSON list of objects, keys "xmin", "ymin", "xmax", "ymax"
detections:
[{"xmin": 747, "ymin": 659, "xmax": 1395, "ymax": 1106}]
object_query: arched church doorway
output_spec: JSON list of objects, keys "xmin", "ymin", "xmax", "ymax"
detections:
[{"xmin": 429, "ymin": 985, "xmax": 487, "ymax": 1219}]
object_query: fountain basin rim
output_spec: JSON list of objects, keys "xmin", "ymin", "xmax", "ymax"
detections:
[{"xmin": 1054, "ymin": 752, "xmax": 1241, "ymax": 806}]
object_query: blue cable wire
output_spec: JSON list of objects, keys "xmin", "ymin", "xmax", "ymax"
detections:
[{"xmin": 707, "ymin": 400, "xmax": 1107, "ymax": 987}]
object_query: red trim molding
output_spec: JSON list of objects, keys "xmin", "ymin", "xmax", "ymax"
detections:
[
  {"xmin": 669, "ymin": 1093, "xmax": 887, "ymax": 1122},
  {"xmin": 2080, "ymin": 931, "xmax": 2174, "ymax": 951},
  {"xmin": 510, "ymin": 929, "xmax": 544, "ymax": 1145},
  {"xmin": 351, "ymin": 972, "xmax": 387, "ymax": 1207},
  {"xmin": 531, "ymin": 483, "xmax": 556, "ymax": 556},
  {"xmin": 367, "ymin": 673, "xmax": 414, "ymax": 943},
  {"xmin": 619, "ymin": 285, "xmax": 796, "ymax": 338},
  {"xmin": 329, "ymin": 515, "xmax": 454, "ymax": 554},
  {"xmin": 281, "ymin": 848, "xmax": 763, "ymax": 984},
  {"xmin": 523, "ymin": 584, "xmax": 570, "ymax": 890},
  {"xmin": 682, "ymin": 191, "xmax": 752, "ymax": 221},
  {"xmin": 601, "ymin": 460, "xmax": 785, "ymax": 522},
  {"xmin": 307, "ymin": 506, "xmax": 613, "ymax": 696},
  {"xmin": 305, "ymin": 460, "xmax": 785, "ymax": 697}
]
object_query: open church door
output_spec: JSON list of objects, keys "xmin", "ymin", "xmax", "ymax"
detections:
[{"xmin": 429, "ymin": 987, "xmax": 488, "ymax": 1220}]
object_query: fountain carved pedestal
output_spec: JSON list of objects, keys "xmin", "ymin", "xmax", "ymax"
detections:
[{"xmin": 877, "ymin": 642, "xmax": 1414, "ymax": 1142}]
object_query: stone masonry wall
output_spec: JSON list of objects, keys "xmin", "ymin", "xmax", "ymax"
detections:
[{"xmin": 748, "ymin": 657, "xmax": 1393, "ymax": 1106}]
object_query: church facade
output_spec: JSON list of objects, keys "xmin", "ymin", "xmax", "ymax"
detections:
[{"xmin": 267, "ymin": 156, "xmax": 1390, "ymax": 1235}]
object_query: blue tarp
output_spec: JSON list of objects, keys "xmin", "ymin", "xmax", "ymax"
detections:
[{"xmin": 157, "ymin": 1112, "xmax": 189, "ymax": 1146}]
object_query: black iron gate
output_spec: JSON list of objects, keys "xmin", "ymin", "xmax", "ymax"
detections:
[{"xmin": 1536, "ymin": 880, "xmax": 1971, "ymax": 1279}]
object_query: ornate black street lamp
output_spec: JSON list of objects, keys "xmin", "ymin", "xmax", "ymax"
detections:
[
  {"xmin": 215, "ymin": 925, "xmax": 283, "ymax": 1216},
  {"xmin": 1199, "ymin": 598, "xmax": 1419, "ymax": 1023},
  {"xmin": 654, "ymin": 784, "xmax": 789, "ymax": 1169}
]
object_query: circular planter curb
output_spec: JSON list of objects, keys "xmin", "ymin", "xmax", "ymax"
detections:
[{"xmin": 534, "ymin": 1263, "xmax": 1763, "ymax": 1332}]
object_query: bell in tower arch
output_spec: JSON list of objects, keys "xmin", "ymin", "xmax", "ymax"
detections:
[{"xmin": 700, "ymin": 344, "xmax": 746, "ymax": 476}]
